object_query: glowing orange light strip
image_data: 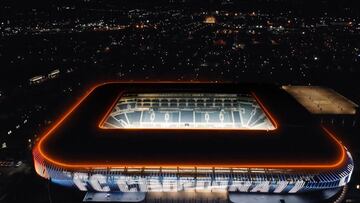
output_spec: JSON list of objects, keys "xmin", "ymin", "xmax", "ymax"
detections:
[
  {"xmin": 97, "ymin": 92, "xmax": 124, "ymax": 129},
  {"xmin": 251, "ymin": 92, "xmax": 279, "ymax": 130},
  {"xmin": 35, "ymin": 82, "xmax": 346, "ymax": 170}
]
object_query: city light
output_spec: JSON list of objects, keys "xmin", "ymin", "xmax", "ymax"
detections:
[{"xmin": 0, "ymin": 1, "xmax": 359, "ymax": 202}]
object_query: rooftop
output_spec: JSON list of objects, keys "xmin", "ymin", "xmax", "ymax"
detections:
[{"xmin": 36, "ymin": 82, "xmax": 345, "ymax": 169}]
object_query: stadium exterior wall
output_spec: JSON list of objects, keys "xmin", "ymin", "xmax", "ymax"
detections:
[{"xmin": 33, "ymin": 147, "xmax": 354, "ymax": 193}]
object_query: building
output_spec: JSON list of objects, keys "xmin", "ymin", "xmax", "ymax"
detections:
[
  {"xmin": 204, "ymin": 16, "xmax": 216, "ymax": 24},
  {"xmin": 29, "ymin": 75, "xmax": 46, "ymax": 85},
  {"xmin": 33, "ymin": 82, "xmax": 353, "ymax": 202},
  {"xmin": 48, "ymin": 69, "xmax": 60, "ymax": 79}
]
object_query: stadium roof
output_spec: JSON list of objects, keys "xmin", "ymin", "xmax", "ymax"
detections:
[{"xmin": 36, "ymin": 82, "xmax": 345, "ymax": 169}]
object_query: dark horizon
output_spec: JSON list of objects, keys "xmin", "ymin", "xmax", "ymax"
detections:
[{"xmin": 1, "ymin": 0, "xmax": 360, "ymax": 12}]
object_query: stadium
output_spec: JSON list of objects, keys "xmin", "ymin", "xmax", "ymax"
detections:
[{"xmin": 33, "ymin": 82, "xmax": 353, "ymax": 201}]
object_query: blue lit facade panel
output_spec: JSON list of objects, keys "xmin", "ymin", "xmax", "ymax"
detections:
[{"xmin": 33, "ymin": 148, "xmax": 354, "ymax": 194}]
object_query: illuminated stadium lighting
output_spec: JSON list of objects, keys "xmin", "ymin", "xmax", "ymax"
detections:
[
  {"xmin": 33, "ymin": 82, "xmax": 353, "ymax": 195},
  {"xmin": 100, "ymin": 93, "xmax": 276, "ymax": 130}
]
